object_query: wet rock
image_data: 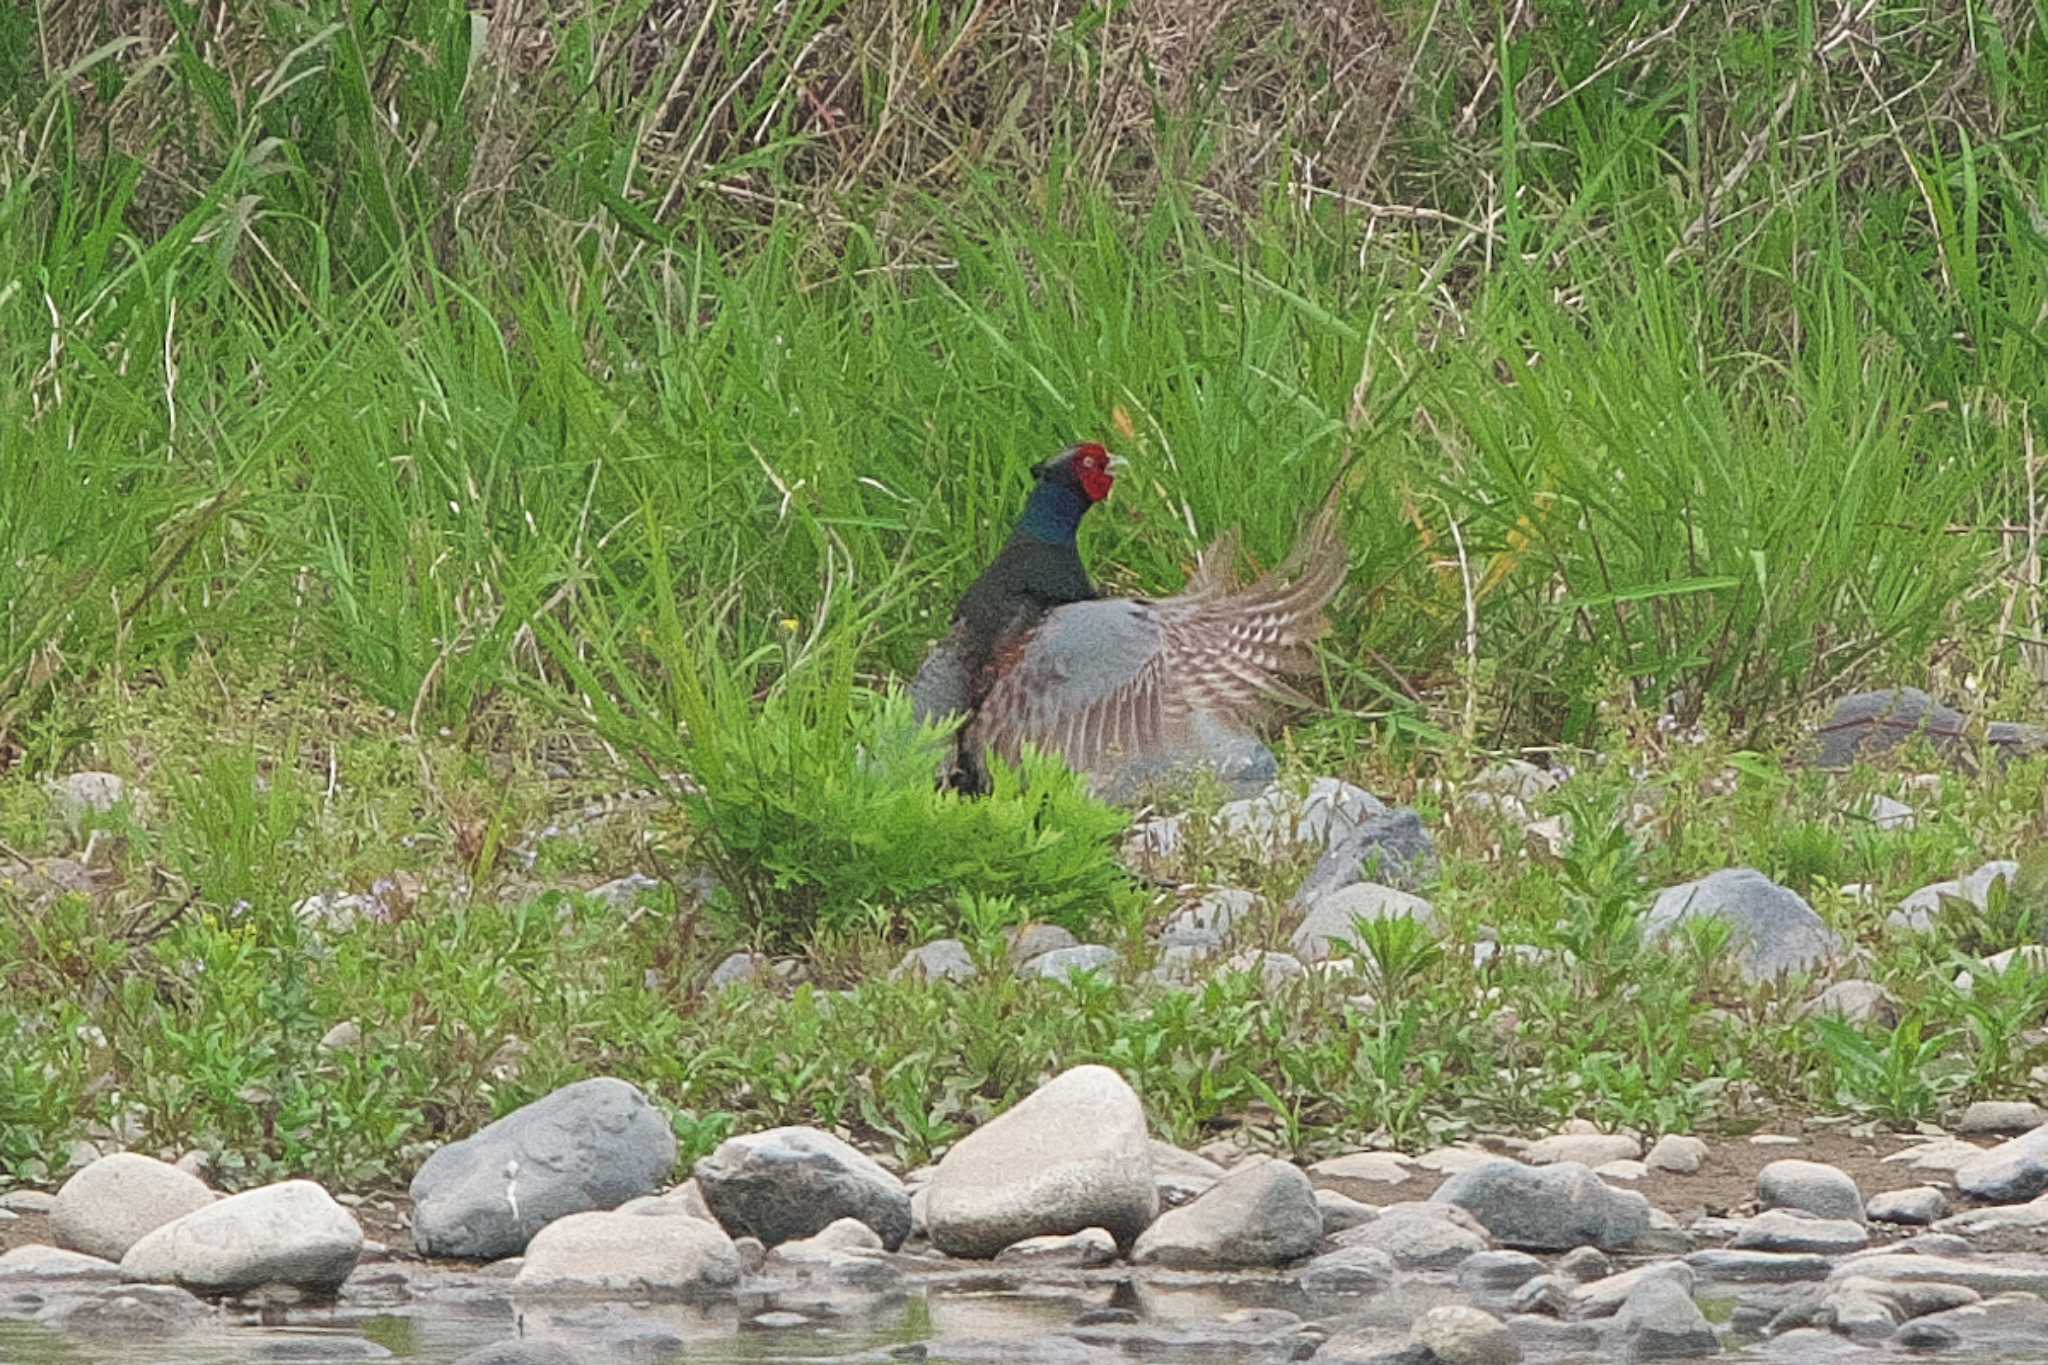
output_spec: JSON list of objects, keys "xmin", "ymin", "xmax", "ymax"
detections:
[
  {"xmin": 1758, "ymin": 1159, "xmax": 1865, "ymax": 1222},
  {"xmin": 511, "ymin": 1209, "xmax": 737, "ymax": 1295},
  {"xmin": 1018, "ymin": 944, "xmax": 1121, "ymax": 982},
  {"xmin": 33, "ymin": 1283, "xmax": 211, "ymax": 1335},
  {"xmin": 1570, "ymin": 1261, "xmax": 1696, "ymax": 1319},
  {"xmin": 1646, "ymin": 869, "xmax": 1840, "ymax": 981},
  {"xmin": 1412, "ymin": 1304, "xmax": 1518, "ymax": 1364},
  {"xmin": 1958, "ymin": 1100, "xmax": 2048, "ymax": 1136},
  {"xmin": 122, "ymin": 1180, "xmax": 361, "ymax": 1294},
  {"xmin": 449, "ymin": 1344, "xmax": 591, "ymax": 1365},
  {"xmin": 1525, "ymin": 1132, "xmax": 1640, "ymax": 1167},
  {"xmin": 1868, "ymin": 1186, "xmax": 1949, "ymax": 1226},
  {"xmin": 757, "ymin": 1220, "xmax": 904, "ymax": 1306},
  {"xmin": 925, "ymin": 1064, "xmax": 1155, "ymax": 1258},
  {"xmin": 1838, "ymin": 1252, "xmax": 2048, "ymax": 1295},
  {"xmin": 1892, "ymin": 860, "xmax": 2020, "ymax": 933},
  {"xmin": 1954, "ymin": 1122, "xmax": 2048, "ymax": 1202},
  {"xmin": 1131, "ymin": 1157, "xmax": 1322, "ymax": 1267},
  {"xmin": 1802, "ymin": 980, "xmax": 1901, "ymax": 1028},
  {"xmin": 1646, "ymin": 1136, "xmax": 1709, "ymax": 1174},
  {"xmin": 1339, "ymin": 1203, "xmax": 1489, "ymax": 1270},
  {"xmin": 1431, "ymin": 1159, "xmax": 1650, "ymax": 1251},
  {"xmin": 1292, "ymin": 808, "xmax": 1440, "ymax": 905},
  {"xmin": 693, "ymin": 1125, "xmax": 910, "ymax": 1250},
  {"xmin": 993, "ymin": 1227, "xmax": 1117, "ymax": 1267},
  {"xmin": 1457, "ymin": 1249, "xmax": 1545, "ymax": 1293},
  {"xmin": 49, "ymin": 1153, "xmax": 216, "ymax": 1263},
  {"xmin": 1611, "ymin": 1275, "xmax": 1720, "ymax": 1358},
  {"xmin": 1300, "ymin": 1243, "xmax": 1397, "ymax": 1293},
  {"xmin": 1685, "ymin": 1248, "xmax": 1832, "ymax": 1282},
  {"xmin": 893, "ymin": 939, "xmax": 977, "ymax": 982},
  {"xmin": 1729, "ymin": 1209, "xmax": 1869, "ymax": 1254},
  {"xmin": 409, "ymin": 1076, "xmax": 676, "ymax": 1259},
  {"xmin": 0, "ymin": 1245, "xmax": 121, "ymax": 1280},
  {"xmin": 1291, "ymin": 884, "xmax": 1437, "ymax": 962}
]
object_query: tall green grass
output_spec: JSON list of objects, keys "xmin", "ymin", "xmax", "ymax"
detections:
[{"xmin": 2, "ymin": 1, "xmax": 2043, "ymax": 758}]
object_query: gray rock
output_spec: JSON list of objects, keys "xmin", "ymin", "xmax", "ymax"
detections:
[
  {"xmin": 511, "ymin": 1209, "xmax": 738, "ymax": 1295},
  {"xmin": 1757, "ymin": 1158, "xmax": 1865, "ymax": 1221},
  {"xmin": 449, "ymin": 1343, "xmax": 591, "ymax": 1365},
  {"xmin": 1802, "ymin": 979, "xmax": 1901, "ymax": 1027},
  {"xmin": 917, "ymin": 1334, "xmax": 1094, "ymax": 1364},
  {"xmin": 707, "ymin": 951, "xmax": 768, "ymax": 988},
  {"xmin": 1645, "ymin": 869, "xmax": 1840, "ymax": 981},
  {"xmin": 1412, "ymin": 1304, "xmax": 1519, "ymax": 1364},
  {"xmin": 1905, "ymin": 1292, "xmax": 2048, "ymax": 1353},
  {"xmin": 1684, "ymin": 1248, "xmax": 1832, "ymax": 1282},
  {"xmin": 1018, "ymin": 944, "xmax": 1121, "ymax": 982},
  {"xmin": 1868, "ymin": 1186, "xmax": 1949, "ymax": 1226},
  {"xmin": 1221, "ymin": 948, "xmax": 1307, "ymax": 988},
  {"xmin": 0, "ymin": 1245, "xmax": 122, "ymax": 1280},
  {"xmin": 0, "ymin": 1191, "xmax": 57, "ymax": 1214},
  {"xmin": 248, "ymin": 1339, "xmax": 391, "ymax": 1360},
  {"xmin": 1811, "ymin": 687, "xmax": 2048, "ymax": 770},
  {"xmin": 1430, "ymin": 1159, "xmax": 1650, "ymax": 1251},
  {"xmin": 693, "ymin": 1125, "xmax": 910, "ymax": 1250},
  {"xmin": 925, "ymin": 1064, "xmax": 1155, "ymax": 1258},
  {"xmin": 1646, "ymin": 1136, "xmax": 1709, "ymax": 1174},
  {"xmin": 1300, "ymin": 1243, "xmax": 1398, "ymax": 1293},
  {"xmin": 1308, "ymin": 1151, "xmax": 1418, "ymax": 1192},
  {"xmin": 1958, "ymin": 1100, "xmax": 2048, "ymax": 1136},
  {"xmin": 1894, "ymin": 1319, "xmax": 1959, "ymax": 1349},
  {"xmin": 618, "ymin": 1179, "xmax": 714, "ymax": 1219},
  {"xmin": 1293, "ymin": 809, "xmax": 1440, "ymax": 904},
  {"xmin": 585, "ymin": 873, "xmax": 659, "ymax": 909},
  {"xmin": 1839, "ymin": 1252, "xmax": 2048, "ymax": 1294},
  {"xmin": 1291, "ymin": 884, "xmax": 1437, "ymax": 962},
  {"xmin": 993, "ymin": 1227, "xmax": 1118, "ymax": 1267},
  {"xmin": 1857, "ymin": 794, "xmax": 1917, "ymax": 831},
  {"xmin": 1340, "ymin": 1203, "xmax": 1489, "ymax": 1270},
  {"xmin": 1128, "ymin": 777, "xmax": 1387, "ymax": 861},
  {"xmin": 1315, "ymin": 1188, "xmax": 1379, "ymax": 1234},
  {"xmin": 1893, "ymin": 860, "xmax": 2021, "ymax": 933},
  {"xmin": 1954, "ymin": 1123, "xmax": 2048, "ymax": 1203},
  {"xmin": 409, "ymin": 1076, "xmax": 676, "ymax": 1259},
  {"xmin": 120, "ymin": 1180, "xmax": 362, "ymax": 1294},
  {"xmin": 893, "ymin": 939, "xmax": 977, "ymax": 982},
  {"xmin": 47, "ymin": 771, "xmax": 129, "ymax": 828},
  {"xmin": 32, "ymin": 1283, "xmax": 210, "ymax": 1335},
  {"xmin": 1161, "ymin": 889, "xmax": 1264, "ymax": 948},
  {"xmin": 1457, "ymin": 1249, "xmax": 1545, "ymax": 1292},
  {"xmin": 1728, "ymin": 1209, "xmax": 1869, "ymax": 1253},
  {"xmin": 1131, "ymin": 1157, "xmax": 1322, "ymax": 1267},
  {"xmin": 49, "ymin": 1154, "xmax": 215, "ymax": 1263},
  {"xmin": 1005, "ymin": 924, "xmax": 1078, "ymax": 962},
  {"xmin": 1557, "ymin": 1246, "xmax": 1614, "ymax": 1281},
  {"xmin": 1525, "ymin": 1133, "xmax": 1640, "ymax": 1167},
  {"xmin": 1570, "ymin": 1261, "xmax": 1696, "ymax": 1319},
  {"xmin": 1611, "ymin": 1276, "xmax": 1720, "ymax": 1358},
  {"xmin": 1510, "ymin": 1274, "xmax": 1573, "ymax": 1316}
]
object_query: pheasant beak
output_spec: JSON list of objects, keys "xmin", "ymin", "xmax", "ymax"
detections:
[{"xmin": 1106, "ymin": 454, "xmax": 1129, "ymax": 473}]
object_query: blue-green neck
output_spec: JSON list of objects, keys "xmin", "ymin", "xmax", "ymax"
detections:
[{"xmin": 1015, "ymin": 479, "xmax": 1089, "ymax": 544}]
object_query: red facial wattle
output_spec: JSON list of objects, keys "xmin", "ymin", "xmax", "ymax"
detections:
[{"xmin": 1073, "ymin": 443, "xmax": 1115, "ymax": 502}]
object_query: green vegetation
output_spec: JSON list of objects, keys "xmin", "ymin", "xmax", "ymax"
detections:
[{"xmin": 3, "ymin": 1, "xmax": 2046, "ymax": 1188}]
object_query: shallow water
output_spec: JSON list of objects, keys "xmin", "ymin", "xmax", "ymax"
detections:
[{"xmin": 5, "ymin": 1275, "xmax": 2048, "ymax": 1365}]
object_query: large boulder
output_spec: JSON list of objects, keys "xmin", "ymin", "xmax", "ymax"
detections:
[
  {"xmin": 410, "ymin": 1077, "xmax": 676, "ymax": 1259},
  {"xmin": 1130, "ymin": 1158, "xmax": 1322, "ymax": 1267},
  {"xmin": 120, "ymin": 1180, "xmax": 362, "ymax": 1294},
  {"xmin": 1645, "ymin": 869, "xmax": 1840, "ymax": 981},
  {"xmin": 50, "ymin": 1153, "xmax": 216, "ymax": 1262},
  {"xmin": 924, "ymin": 1065, "xmax": 1156, "ymax": 1258},
  {"xmin": 693, "ymin": 1126, "xmax": 911, "ymax": 1250}
]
